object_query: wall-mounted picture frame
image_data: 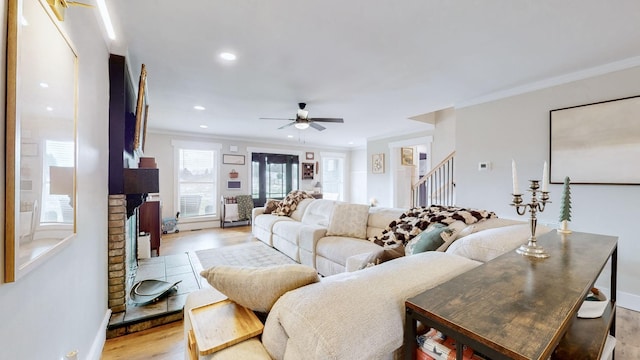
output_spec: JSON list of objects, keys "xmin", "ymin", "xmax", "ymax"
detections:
[
  {"xmin": 305, "ymin": 152, "xmax": 315, "ymax": 160},
  {"xmin": 141, "ymin": 104, "xmax": 149, "ymax": 152},
  {"xmin": 133, "ymin": 63, "xmax": 147, "ymax": 152},
  {"xmin": 372, "ymin": 153, "xmax": 384, "ymax": 174},
  {"xmin": 223, "ymin": 154, "xmax": 245, "ymax": 165},
  {"xmin": 401, "ymin": 147, "xmax": 414, "ymax": 166},
  {"xmin": 227, "ymin": 180, "xmax": 242, "ymax": 190},
  {"xmin": 302, "ymin": 162, "xmax": 314, "ymax": 180},
  {"xmin": 550, "ymin": 95, "xmax": 640, "ymax": 185}
]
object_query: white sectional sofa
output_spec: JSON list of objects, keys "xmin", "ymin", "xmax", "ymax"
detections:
[
  {"xmin": 252, "ymin": 199, "xmax": 405, "ymax": 276},
  {"xmin": 185, "ymin": 200, "xmax": 554, "ymax": 359}
]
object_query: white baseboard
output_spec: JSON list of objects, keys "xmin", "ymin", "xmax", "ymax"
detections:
[
  {"xmin": 596, "ymin": 287, "xmax": 640, "ymax": 312},
  {"xmin": 179, "ymin": 221, "xmax": 219, "ymax": 232},
  {"xmin": 87, "ymin": 309, "xmax": 111, "ymax": 360},
  {"xmin": 617, "ymin": 290, "xmax": 640, "ymax": 312}
]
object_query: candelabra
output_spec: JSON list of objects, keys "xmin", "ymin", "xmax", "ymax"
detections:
[{"xmin": 511, "ymin": 180, "xmax": 551, "ymax": 258}]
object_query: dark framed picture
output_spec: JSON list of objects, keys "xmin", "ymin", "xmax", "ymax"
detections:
[
  {"xmin": 227, "ymin": 180, "xmax": 242, "ymax": 190},
  {"xmin": 305, "ymin": 152, "xmax": 315, "ymax": 160},
  {"xmin": 223, "ymin": 154, "xmax": 245, "ymax": 165}
]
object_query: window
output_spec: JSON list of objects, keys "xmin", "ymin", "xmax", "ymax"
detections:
[
  {"xmin": 176, "ymin": 146, "xmax": 218, "ymax": 218},
  {"xmin": 321, "ymin": 153, "xmax": 345, "ymax": 201},
  {"xmin": 42, "ymin": 140, "xmax": 74, "ymax": 224},
  {"xmin": 251, "ymin": 153, "xmax": 299, "ymax": 206}
]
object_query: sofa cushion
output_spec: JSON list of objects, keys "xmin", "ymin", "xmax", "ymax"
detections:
[
  {"xmin": 253, "ymin": 213, "xmax": 294, "ymax": 231},
  {"xmin": 326, "ymin": 203, "xmax": 370, "ymax": 239},
  {"xmin": 301, "ymin": 199, "xmax": 336, "ymax": 226},
  {"xmin": 366, "ymin": 207, "xmax": 406, "ymax": 239},
  {"xmin": 200, "ymin": 264, "xmax": 319, "ymax": 313},
  {"xmin": 289, "ymin": 198, "xmax": 315, "ymax": 222},
  {"xmin": 445, "ymin": 223, "xmax": 552, "ymax": 262},
  {"xmin": 456, "ymin": 217, "xmax": 525, "ymax": 240},
  {"xmin": 316, "ymin": 236, "xmax": 382, "ymax": 266}
]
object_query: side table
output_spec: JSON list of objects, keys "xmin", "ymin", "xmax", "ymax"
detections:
[
  {"xmin": 405, "ymin": 230, "xmax": 617, "ymax": 360},
  {"xmin": 188, "ymin": 299, "xmax": 264, "ymax": 359}
]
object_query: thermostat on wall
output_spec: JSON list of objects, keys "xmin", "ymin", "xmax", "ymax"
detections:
[{"xmin": 478, "ymin": 162, "xmax": 491, "ymax": 171}]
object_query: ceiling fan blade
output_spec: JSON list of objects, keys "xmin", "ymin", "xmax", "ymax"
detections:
[
  {"xmin": 309, "ymin": 122, "xmax": 326, "ymax": 131},
  {"xmin": 310, "ymin": 117, "xmax": 344, "ymax": 123},
  {"xmin": 278, "ymin": 122, "xmax": 296, "ymax": 130},
  {"xmin": 260, "ymin": 117, "xmax": 295, "ymax": 121}
]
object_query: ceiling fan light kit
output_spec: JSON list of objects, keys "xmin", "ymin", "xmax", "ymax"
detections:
[{"xmin": 260, "ymin": 102, "xmax": 344, "ymax": 132}]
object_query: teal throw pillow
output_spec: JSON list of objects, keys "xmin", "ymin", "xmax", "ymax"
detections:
[{"xmin": 406, "ymin": 223, "xmax": 448, "ymax": 255}]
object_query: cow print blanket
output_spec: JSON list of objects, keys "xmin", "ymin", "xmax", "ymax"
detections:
[{"xmin": 370, "ymin": 205, "xmax": 497, "ymax": 248}]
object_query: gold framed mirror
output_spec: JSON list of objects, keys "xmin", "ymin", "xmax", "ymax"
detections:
[{"xmin": 4, "ymin": 0, "xmax": 78, "ymax": 282}]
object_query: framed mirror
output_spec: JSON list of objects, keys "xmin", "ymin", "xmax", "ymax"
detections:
[{"xmin": 4, "ymin": 0, "xmax": 78, "ymax": 282}]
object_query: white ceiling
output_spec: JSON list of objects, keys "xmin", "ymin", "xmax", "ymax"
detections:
[{"xmin": 104, "ymin": 0, "xmax": 640, "ymax": 149}]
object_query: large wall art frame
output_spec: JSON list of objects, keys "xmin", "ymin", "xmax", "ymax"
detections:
[
  {"xmin": 549, "ymin": 95, "xmax": 640, "ymax": 185},
  {"xmin": 4, "ymin": 0, "xmax": 78, "ymax": 282}
]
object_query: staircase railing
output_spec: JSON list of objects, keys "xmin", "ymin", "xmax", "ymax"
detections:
[{"xmin": 412, "ymin": 151, "xmax": 455, "ymax": 208}]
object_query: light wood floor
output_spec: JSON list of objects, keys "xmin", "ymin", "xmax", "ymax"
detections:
[{"xmin": 102, "ymin": 226, "xmax": 640, "ymax": 360}]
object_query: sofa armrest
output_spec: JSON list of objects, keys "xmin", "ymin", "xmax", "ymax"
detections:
[
  {"xmin": 251, "ymin": 207, "xmax": 265, "ymax": 221},
  {"xmin": 299, "ymin": 225, "xmax": 327, "ymax": 253}
]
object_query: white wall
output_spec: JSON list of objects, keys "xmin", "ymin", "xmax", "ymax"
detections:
[
  {"xmin": 0, "ymin": 6, "xmax": 110, "ymax": 360},
  {"xmin": 455, "ymin": 65, "xmax": 640, "ymax": 311},
  {"xmin": 431, "ymin": 107, "xmax": 456, "ymax": 164}
]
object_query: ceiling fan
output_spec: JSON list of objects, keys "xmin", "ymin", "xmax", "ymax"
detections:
[{"xmin": 260, "ymin": 103, "xmax": 344, "ymax": 131}]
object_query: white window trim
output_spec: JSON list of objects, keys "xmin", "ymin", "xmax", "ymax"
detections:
[{"xmin": 171, "ymin": 140, "xmax": 222, "ymax": 224}]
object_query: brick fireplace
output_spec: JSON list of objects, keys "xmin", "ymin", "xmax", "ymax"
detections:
[{"xmin": 107, "ymin": 195, "xmax": 136, "ymax": 313}]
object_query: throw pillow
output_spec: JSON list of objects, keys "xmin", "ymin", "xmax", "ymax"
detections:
[
  {"xmin": 405, "ymin": 223, "xmax": 447, "ymax": 255},
  {"xmin": 445, "ymin": 224, "xmax": 552, "ymax": 262},
  {"xmin": 435, "ymin": 220, "xmax": 468, "ymax": 252},
  {"xmin": 200, "ymin": 264, "xmax": 319, "ymax": 313},
  {"xmin": 263, "ymin": 199, "xmax": 280, "ymax": 214},
  {"xmin": 326, "ymin": 203, "xmax": 370, "ymax": 239}
]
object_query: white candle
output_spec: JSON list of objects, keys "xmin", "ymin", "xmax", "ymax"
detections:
[
  {"xmin": 542, "ymin": 161, "xmax": 549, "ymax": 192},
  {"xmin": 512, "ymin": 160, "xmax": 520, "ymax": 194}
]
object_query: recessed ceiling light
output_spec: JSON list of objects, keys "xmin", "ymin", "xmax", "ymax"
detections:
[
  {"xmin": 46, "ymin": 106, "xmax": 53, "ymax": 111},
  {"xmin": 287, "ymin": 135, "xmax": 294, "ymax": 138},
  {"xmin": 39, "ymin": 82, "xmax": 49, "ymax": 88},
  {"xmin": 219, "ymin": 52, "xmax": 237, "ymax": 61},
  {"xmin": 348, "ymin": 141, "xmax": 354, "ymax": 145},
  {"xmin": 194, "ymin": 105, "xmax": 205, "ymax": 110},
  {"xmin": 199, "ymin": 124, "xmax": 208, "ymax": 129}
]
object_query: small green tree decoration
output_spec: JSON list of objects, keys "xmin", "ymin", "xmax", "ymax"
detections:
[{"xmin": 558, "ymin": 176, "xmax": 572, "ymax": 233}]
